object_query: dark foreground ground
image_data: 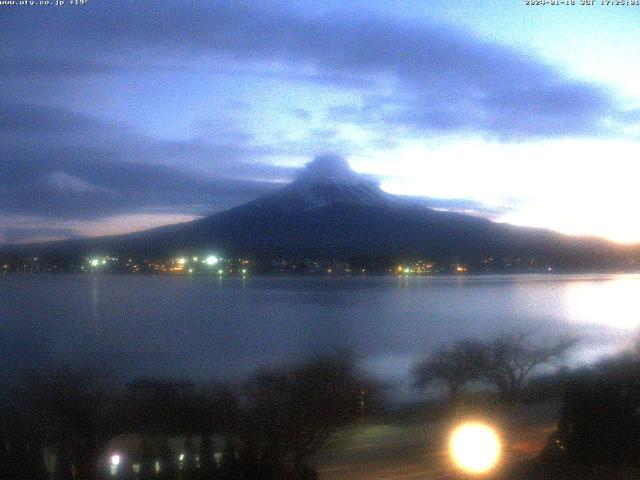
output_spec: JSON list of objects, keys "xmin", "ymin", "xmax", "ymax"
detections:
[
  {"xmin": 315, "ymin": 399, "xmax": 640, "ymax": 480},
  {"xmin": 314, "ymin": 402, "xmax": 560, "ymax": 480},
  {"xmin": 508, "ymin": 461, "xmax": 640, "ymax": 480}
]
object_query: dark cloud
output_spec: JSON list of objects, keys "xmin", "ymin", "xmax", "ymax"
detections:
[
  {"xmin": 0, "ymin": 56, "xmax": 115, "ymax": 76},
  {"xmin": 378, "ymin": 81, "xmax": 610, "ymax": 139},
  {"xmin": 0, "ymin": 102, "xmax": 289, "ymax": 223},
  {"xmin": 0, "ymin": 1, "xmax": 617, "ymax": 139},
  {"xmin": 291, "ymin": 108, "xmax": 313, "ymax": 121},
  {"xmin": 0, "ymin": 103, "xmax": 108, "ymax": 134},
  {"xmin": 0, "ymin": 144, "xmax": 283, "ymax": 220}
]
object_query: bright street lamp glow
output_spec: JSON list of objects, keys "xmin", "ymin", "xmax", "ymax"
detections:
[
  {"xmin": 449, "ymin": 422, "xmax": 501, "ymax": 474},
  {"xmin": 110, "ymin": 454, "xmax": 121, "ymax": 467},
  {"xmin": 205, "ymin": 255, "xmax": 219, "ymax": 266},
  {"xmin": 90, "ymin": 259, "xmax": 99, "ymax": 267},
  {"xmin": 177, "ymin": 257, "xmax": 186, "ymax": 265}
]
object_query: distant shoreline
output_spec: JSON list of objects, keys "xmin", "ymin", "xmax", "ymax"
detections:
[{"xmin": 3, "ymin": 270, "xmax": 639, "ymax": 279}]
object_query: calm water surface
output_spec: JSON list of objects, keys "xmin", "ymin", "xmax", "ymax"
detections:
[{"xmin": 1, "ymin": 273, "xmax": 638, "ymax": 399}]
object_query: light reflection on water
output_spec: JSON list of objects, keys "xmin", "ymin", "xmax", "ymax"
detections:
[
  {"xmin": 565, "ymin": 275, "xmax": 640, "ymax": 330},
  {"xmin": 1, "ymin": 273, "xmax": 638, "ymax": 399},
  {"xmin": 559, "ymin": 274, "xmax": 640, "ymax": 364}
]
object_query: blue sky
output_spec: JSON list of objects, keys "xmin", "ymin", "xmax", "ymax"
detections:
[{"xmin": 1, "ymin": 0, "xmax": 639, "ymax": 243}]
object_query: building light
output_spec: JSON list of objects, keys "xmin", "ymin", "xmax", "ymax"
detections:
[
  {"xmin": 205, "ymin": 255, "xmax": 219, "ymax": 266},
  {"xmin": 177, "ymin": 258, "xmax": 186, "ymax": 265},
  {"xmin": 109, "ymin": 454, "xmax": 121, "ymax": 476}
]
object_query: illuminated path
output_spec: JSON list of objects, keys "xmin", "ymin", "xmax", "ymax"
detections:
[{"xmin": 316, "ymin": 403, "xmax": 558, "ymax": 480}]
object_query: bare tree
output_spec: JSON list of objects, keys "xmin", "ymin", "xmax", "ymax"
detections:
[
  {"xmin": 414, "ymin": 333, "xmax": 579, "ymax": 403},
  {"xmin": 484, "ymin": 332, "xmax": 579, "ymax": 402},
  {"xmin": 414, "ymin": 340, "xmax": 487, "ymax": 400}
]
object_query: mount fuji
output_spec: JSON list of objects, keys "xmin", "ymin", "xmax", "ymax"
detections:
[{"xmin": 3, "ymin": 155, "xmax": 634, "ymax": 271}]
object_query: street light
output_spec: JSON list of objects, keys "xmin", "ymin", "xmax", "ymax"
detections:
[
  {"xmin": 449, "ymin": 422, "xmax": 501, "ymax": 475},
  {"xmin": 109, "ymin": 454, "xmax": 121, "ymax": 476}
]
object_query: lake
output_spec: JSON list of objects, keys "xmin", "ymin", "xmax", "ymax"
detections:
[{"xmin": 1, "ymin": 273, "xmax": 638, "ymax": 400}]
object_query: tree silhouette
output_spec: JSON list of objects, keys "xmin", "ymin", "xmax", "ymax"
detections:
[
  {"xmin": 414, "ymin": 340, "xmax": 487, "ymax": 401},
  {"xmin": 484, "ymin": 332, "xmax": 579, "ymax": 402},
  {"xmin": 1, "ymin": 358, "xmax": 378, "ymax": 480},
  {"xmin": 239, "ymin": 354, "xmax": 381, "ymax": 478},
  {"xmin": 122, "ymin": 379, "xmax": 239, "ymax": 478},
  {"xmin": 9, "ymin": 366, "xmax": 115, "ymax": 480},
  {"xmin": 415, "ymin": 333, "xmax": 579, "ymax": 403}
]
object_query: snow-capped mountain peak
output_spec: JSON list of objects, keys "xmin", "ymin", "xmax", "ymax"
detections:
[
  {"xmin": 295, "ymin": 155, "xmax": 365, "ymax": 185},
  {"xmin": 281, "ymin": 155, "xmax": 389, "ymax": 209}
]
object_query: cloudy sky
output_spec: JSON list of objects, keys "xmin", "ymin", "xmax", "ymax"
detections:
[{"xmin": 1, "ymin": 0, "xmax": 639, "ymax": 244}]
